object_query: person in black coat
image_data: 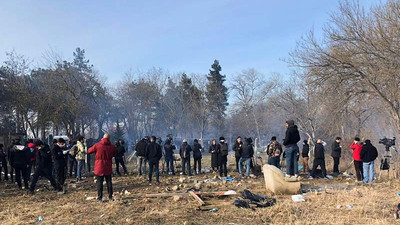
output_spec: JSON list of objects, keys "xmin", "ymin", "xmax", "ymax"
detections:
[
  {"xmin": 0, "ymin": 144, "xmax": 8, "ymax": 182},
  {"xmin": 331, "ymin": 137, "xmax": 342, "ymax": 174},
  {"xmin": 239, "ymin": 138, "xmax": 254, "ymax": 177},
  {"xmin": 218, "ymin": 137, "xmax": 229, "ymax": 177},
  {"xmin": 283, "ymin": 120, "xmax": 301, "ymax": 177},
  {"xmin": 310, "ymin": 139, "xmax": 327, "ymax": 179},
  {"xmin": 180, "ymin": 139, "xmax": 192, "ymax": 176},
  {"xmin": 29, "ymin": 140, "xmax": 58, "ymax": 194},
  {"xmin": 301, "ymin": 140, "xmax": 310, "ymax": 173},
  {"xmin": 135, "ymin": 137, "xmax": 149, "ymax": 176},
  {"xmin": 145, "ymin": 136, "xmax": 162, "ymax": 185},
  {"xmin": 360, "ymin": 140, "xmax": 378, "ymax": 184},
  {"xmin": 52, "ymin": 138, "xmax": 68, "ymax": 193},
  {"xmin": 9, "ymin": 140, "xmax": 30, "ymax": 189},
  {"xmin": 115, "ymin": 140, "xmax": 128, "ymax": 176},
  {"xmin": 232, "ymin": 136, "xmax": 243, "ymax": 172},
  {"xmin": 192, "ymin": 139, "xmax": 203, "ymax": 174},
  {"xmin": 164, "ymin": 137, "xmax": 176, "ymax": 175},
  {"xmin": 209, "ymin": 139, "xmax": 219, "ymax": 171}
]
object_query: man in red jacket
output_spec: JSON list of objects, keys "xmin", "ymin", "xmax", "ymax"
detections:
[
  {"xmin": 88, "ymin": 133, "xmax": 116, "ymax": 202},
  {"xmin": 350, "ymin": 137, "xmax": 364, "ymax": 182}
]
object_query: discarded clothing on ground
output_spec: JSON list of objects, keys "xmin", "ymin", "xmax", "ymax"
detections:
[{"xmin": 234, "ymin": 190, "xmax": 276, "ymax": 209}]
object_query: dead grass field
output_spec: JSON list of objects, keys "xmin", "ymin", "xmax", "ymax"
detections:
[{"xmin": 0, "ymin": 154, "xmax": 399, "ymax": 225}]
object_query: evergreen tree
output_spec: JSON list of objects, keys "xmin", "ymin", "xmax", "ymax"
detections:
[{"xmin": 206, "ymin": 60, "xmax": 229, "ymax": 133}]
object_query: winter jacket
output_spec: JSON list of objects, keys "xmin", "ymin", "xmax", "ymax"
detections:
[
  {"xmin": 36, "ymin": 145, "xmax": 53, "ymax": 170},
  {"xmin": 232, "ymin": 141, "xmax": 243, "ymax": 158},
  {"xmin": 52, "ymin": 145, "xmax": 66, "ymax": 167},
  {"xmin": 145, "ymin": 142, "xmax": 162, "ymax": 163},
  {"xmin": 360, "ymin": 143, "xmax": 378, "ymax": 163},
  {"xmin": 135, "ymin": 140, "xmax": 148, "ymax": 157},
  {"xmin": 283, "ymin": 125, "xmax": 301, "ymax": 146},
  {"xmin": 209, "ymin": 144, "xmax": 219, "ymax": 168},
  {"xmin": 192, "ymin": 143, "xmax": 203, "ymax": 159},
  {"xmin": 115, "ymin": 145, "xmax": 126, "ymax": 159},
  {"xmin": 219, "ymin": 143, "xmax": 229, "ymax": 157},
  {"xmin": 331, "ymin": 142, "xmax": 342, "ymax": 158},
  {"xmin": 302, "ymin": 144, "xmax": 309, "ymax": 157},
  {"xmin": 88, "ymin": 138, "xmax": 117, "ymax": 176},
  {"xmin": 180, "ymin": 143, "xmax": 192, "ymax": 159},
  {"xmin": 350, "ymin": 142, "xmax": 363, "ymax": 161},
  {"xmin": 9, "ymin": 145, "xmax": 30, "ymax": 167},
  {"xmin": 314, "ymin": 143, "xmax": 325, "ymax": 159},
  {"xmin": 75, "ymin": 141, "xmax": 86, "ymax": 161},
  {"xmin": 241, "ymin": 140, "xmax": 254, "ymax": 158},
  {"xmin": 28, "ymin": 143, "xmax": 37, "ymax": 162},
  {"xmin": 267, "ymin": 141, "xmax": 282, "ymax": 158},
  {"xmin": 0, "ymin": 150, "xmax": 7, "ymax": 165},
  {"xmin": 164, "ymin": 140, "xmax": 175, "ymax": 158}
]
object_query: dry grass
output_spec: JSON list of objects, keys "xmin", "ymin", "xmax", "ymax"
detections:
[{"xmin": 0, "ymin": 155, "xmax": 399, "ymax": 225}]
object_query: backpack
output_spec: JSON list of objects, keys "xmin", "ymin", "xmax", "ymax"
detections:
[
  {"xmin": 380, "ymin": 158, "xmax": 390, "ymax": 170},
  {"xmin": 220, "ymin": 143, "xmax": 228, "ymax": 157}
]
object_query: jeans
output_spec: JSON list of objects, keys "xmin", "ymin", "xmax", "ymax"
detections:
[
  {"xmin": 363, "ymin": 161, "xmax": 375, "ymax": 183},
  {"xmin": 148, "ymin": 160, "xmax": 159, "ymax": 183},
  {"xmin": 239, "ymin": 157, "xmax": 251, "ymax": 177},
  {"xmin": 193, "ymin": 158, "xmax": 202, "ymax": 174},
  {"xmin": 333, "ymin": 157, "xmax": 340, "ymax": 173},
  {"xmin": 181, "ymin": 158, "xmax": 192, "ymax": 175},
  {"xmin": 77, "ymin": 160, "xmax": 85, "ymax": 179},
  {"xmin": 165, "ymin": 155, "xmax": 175, "ymax": 174},
  {"xmin": 97, "ymin": 175, "xmax": 112, "ymax": 200},
  {"xmin": 235, "ymin": 156, "xmax": 241, "ymax": 171},
  {"xmin": 268, "ymin": 157, "xmax": 281, "ymax": 169},
  {"xmin": 137, "ymin": 156, "xmax": 147, "ymax": 175},
  {"xmin": 69, "ymin": 158, "xmax": 77, "ymax": 177},
  {"xmin": 285, "ymin": 145, "xmax": 299, "ymax": 175}
]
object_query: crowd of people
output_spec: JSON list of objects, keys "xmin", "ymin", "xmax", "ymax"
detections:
[{"xmin": 0, "ymin": 120, "xmax": 381, "ymax": 202}]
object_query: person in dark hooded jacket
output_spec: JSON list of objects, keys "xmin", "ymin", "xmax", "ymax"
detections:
[
  {"xmin": 29, "ymin": 140, "xmax": 58, "ymax": 194},
  {"xmin": 310, "ymin": 139, "xmax": 327, "ymax": 179},
  {"xmin": 283, "ymin": 120, "xmax": 301, "ymax": 177},
  {"xmin": 360, "ymin": 140, "xmax": 378, "ymax": 184},
  {"xmin": 331, "ymin": 137, "xmax": 342, "ymax": 174},
  {"xmin": 135, "ymin": 137, "xmax": 148, "ymax": 176},
  {"xmin": 218, "ymin": 137, "xmax": 229, "ymax": 177},
  {"xmin": 192, "ymin": 139, "xmax": 203, "ymax": 174},
  {"xmin": 164, "ymin": 137, "xmax": 176, "ymax": 175},
  {"xmin": 239, "ymin": 138, "xmax": 254, "ymax": 177},
  {"xmin": 232, "ymin": 136, "xmax": 243, "ymax": 172},
  {"xmin": 115, "ymin": 140, "xmax": 128, "ymax": 176},
  {"xmin": 52, "ymin": 138, "xmax": 68, "ymax": 193},
  {"xmin": 180, "ymin": 139, "xmax": 192, "ymax": 176},
  {"xmin": 9, "ymin": 140, "xmax": 30, "ymax": 189},
  {"xmin": 0, "ymin": 144, "xmax": 8, "ymax": 182},
  {"xmin": 145, "ymin": 136, "xmax": 162, "ymax": 185},
  {"xmin": 301, "ymin": 140, "xmax": 310, "ymax": 173}
]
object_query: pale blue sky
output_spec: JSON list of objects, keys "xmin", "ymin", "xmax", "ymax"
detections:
[{"xmin": 0, "ymin": 0, "xmax": 383, "ymax": 82}]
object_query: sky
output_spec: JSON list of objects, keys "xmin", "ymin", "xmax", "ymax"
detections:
[{"xmin": 0, "ymin": 0, "xmax": 384, "ymax": 83}]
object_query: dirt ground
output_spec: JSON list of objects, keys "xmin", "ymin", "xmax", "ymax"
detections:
[{"xmin": 0, "ymin": 154, "xmax": 399, "ymax": 225}]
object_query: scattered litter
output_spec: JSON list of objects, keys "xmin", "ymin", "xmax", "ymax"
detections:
[
  {"xmin": 397, "ymin": 192, "xmax": 400, "ymax": 196},
  {"xmin": 86, "ymin": 197, "xmax": 96, "ymax": 200},
  {"xmin": 100, "ymin": 214, "xmax": 105, "ymax": 218},
  {"xmin": 292, "ymin": 195, "xmax": 305, "ymax": 202},
  {"xmin": 234, "ymin": 198, "xmax": 253, "ymax": 210},
  {"xmin": 298, "ymin": 165, "xmax": 303, "ymax": 171},
  {"xmin": 38, "ymin": 216, "xmax": 43, "ymax": 222},
  {"xmin": 172, "ymin": 195, "xmax": 181, "ymax": 202},
  {"xmin": 346, "ymin": 205, "xmax": 353, "ymax": 209},
  {"xmin": 221, "ymin": 177, "xmax": 234, "ymax": 182},
  {"xmin": 336, "ymin": 205, "xmax": 342, "ymax": 209},
  {"xmin": 209, "ymin": 208, "xmax": 218, "ymax": 212},
  {"xmin": 201, "ymin": 169, "xmax": 211, "ymax": 173},
  {"xmin": 326, "ymin": 175, "xmax": 333, "ymax": 180},
  {"xmin": 124, "ymin": 190, "xmax": 130, "ymax": 195}
]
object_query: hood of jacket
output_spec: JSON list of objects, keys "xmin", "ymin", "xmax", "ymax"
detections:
[{"xmin": 100, "ymin": 138, "xmax": 111, "ymax": 145}]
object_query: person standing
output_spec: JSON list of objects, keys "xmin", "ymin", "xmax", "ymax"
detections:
[
  {"xmin": 164, "ymin": 136, "xmax": 176, "ymax": 175},
  {"xmin": 145, "ymin": 136, "xmax": 162, "ymax": 185},
  {"xmin": 0, "ymin": 144, "xmax": 8, "ymax": 182},
  {"xmin": 283, "ymin": 120, "xmax": 301, "ymax": 177},
  {"xmin": 115, "ymin": 140, "xmax": 128, "ymax": 176},
  {"xmin": 310, "ymin": 139, "xmax": 327, "ymax": 179},
  {"xmin": 9, "ymin": 140, "xmax": 30, "ymax": 190},
  {"xmin": 75, "ymin": 136, "xmax": 87, "ymax": 181},
  {"xmin": 301, "ymin": 140, "xmax": 310, "ymax": 173},
  {"xmin": 68, "ymin": 141, "xmax": 78, "ymax": 178},
  {"xmin": 88, "ymin": 134, "xmax": 116, "ymax": 202},
  {"xmin": 350, "ymin": 137, "xmax": 364, "ymax": 182},
  {"xmin": 267, "ymin": 136, "xmax": 282, "ymax": 169},
  {"xmin": 218, "ymin": 137, "xmax": 229, "ymax": 177},
  {"xmin": 29, "ymin": 140, "xmax": 58, "ymax": 194},
  {"xmin": 135, "ymin": 137, "xmax": 149, "ymax": 176},
  {"xmin": 209, "ymin": 139, "xmax": 219, "ymax": 171},
  {"xmin": 180, "ymin": 139, "xmax": 192, "ymax": 176},
  {"xmin": 239, "ymin": 137, "xmax": 254, "ymax": 177},
  {"xmin": 52, "ymin": 138, "xmax": 68, "ymax": 194},
  {"xmin": 232, "ymin": 136, "xmax": 243, "ymax": 172},
  {"xmin": 26, "ymin": 140, "xmax": 36, "ymax": 182},
  {"xmin": 360, "ymin": 140, "xmax": 378, "ymax": 184},
  {"xmin": 331, "ymin": 137, "xmax": 342, "ymax": 174},
  {"xmin": 192, "ymin": 139, "xmax": 203, "ymax": 175}
]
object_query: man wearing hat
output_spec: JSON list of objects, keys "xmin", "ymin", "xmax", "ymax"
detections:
[{"xmin": 218, "ymin": 137, "xmax": 229, "ymax": 177}]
